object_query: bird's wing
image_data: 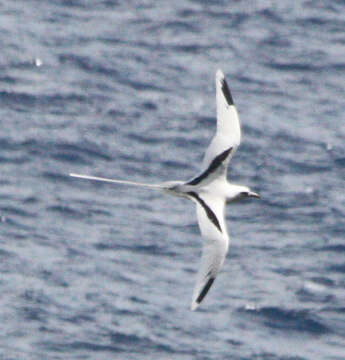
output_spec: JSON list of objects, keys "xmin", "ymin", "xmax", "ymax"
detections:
[
  {"xmin": 186, "ymin": 146, "xmax": 233, "ymax": 187},
  {"xmin": 188, "ymin": 192, "xmax": 229, "ymax": 310},
  {"xmin": 201, "ymin": 70, "xmax": 241, "ymax": 175}
]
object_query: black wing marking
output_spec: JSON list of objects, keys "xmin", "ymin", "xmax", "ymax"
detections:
[
  {"xmin": 187, "ymin": 147, "xmax": 233, "ymax": 186},
  {"xmin": 187, "ymin": 192, "xmax": 222, "ymax": 233},
  {"xmin": 221, "ymin": 77, "xmax": 234, "ymax": 106},
  {"xmin": 196, "ymin": 277, "xmax": 215, "ymax": 304}
]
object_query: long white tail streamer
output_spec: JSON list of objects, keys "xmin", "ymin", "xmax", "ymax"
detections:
[{"xmin": 69, "ymin": 173, "xmax": 164, "ymax": 189}]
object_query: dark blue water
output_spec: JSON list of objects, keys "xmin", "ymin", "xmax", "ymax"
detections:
[{"xmin": 0, "ymin": 1, "xmax": 344, "ymax": 359}]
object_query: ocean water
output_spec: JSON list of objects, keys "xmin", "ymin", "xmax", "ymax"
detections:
[{"xmin": 0, "ymin": 1, "xmax": 344, "ymax": 359}]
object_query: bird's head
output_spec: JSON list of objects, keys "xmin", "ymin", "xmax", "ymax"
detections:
[{"xmin": 226, "ymin": 185, "xmax": 260, "ymax": 202}]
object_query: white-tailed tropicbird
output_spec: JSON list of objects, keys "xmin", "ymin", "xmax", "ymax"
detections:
[{"xmin": 70, "ymin": 70, "xmax": 260, "ymax": 310}]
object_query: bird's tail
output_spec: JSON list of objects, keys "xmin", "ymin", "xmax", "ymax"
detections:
[{"xmin": 69, "ymin": 173, "xmax": 166, "ymax": 190}]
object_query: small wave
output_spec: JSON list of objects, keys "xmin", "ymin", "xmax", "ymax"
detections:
[
  {"xmin": 0, "ymin": 206, "xmax": 35, "ymax": 218},
  {"xmin": 0, "ymin": 90, "xmax": 89, "ymax": 110},
  {"xmin": 51, "ymin": 142, "xmax": 112, "ymax": 164},
  {"xmin": 38, "ymin": 269, "xmax": 69, "ymax": 288},
  {"xmin": 283, "ymin": 158, "xmax": 330, "ymax": 175},
  {"xmin": 327, "ymin": 263, "xmax": 345, "ymax": 274},
  {"xmin": 237, "ymin": 306, "xmax": 330, "ymax": 335},
  {"xmin": 147, "ymin": 20, "xmax": 198, "ymax": 35},
  {"xmin": 260, "ymin": 35, "xmax": 292, "ymax": 48},
  {"xmin": 95, "ymin": 242, "xmax": 177, "ymax": 258},
  {"xmin": 0, "ymin": 75, "xmax": 17, "ymax": 84},
  {"xmin": 21, "ymin": 289, "xmax": 52, "ymax": 305},
  {"xmin": 21, "ymin": 305, "xmax": 49, "ymax": 324},
  {"xmin": 59, "ymin": 53, "xmax": 119, "ymax": 78},
  {"xmin": 46, "ymin": 205, "xmax": 86, "ymax": 220},
  {"xmin": 0, "ymin": 154, "xmax": 29, "ymax": 164},
  {"xmin": 318, "ymin": 244, "xmax": 345, "ymax": 253},
  {"xmin": 323, "ymin": 306, "xmax": 345, "ymax": 315},
  {"xmin": 40, "ymin": 332, "xmax": 175, "ymax": 354},
  {"xmin": 40, "ymin": 341, "xmax": 122, "ymax": 353},
  {"xmin": 266, "ymin": 62, "xmax": 324, "ymax": 72},
  {"xmin": 296, "ymin": 280, "xmax": 335, "ymax": 304},
  {"xmin": 0, "ymin": 248, "xmax": 15, "ymax": 260},
  {"xmin": 334, "ymin": 157, "xmax": 345, "ymax": 168},
  {"xmin": 0, "ymin": 136, "xmax": 111, "ymax": 166}
]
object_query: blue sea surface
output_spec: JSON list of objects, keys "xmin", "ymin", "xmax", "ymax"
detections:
[{"xmin": 0, "ymin": 1, "xmax": 344, "ymax": 359}]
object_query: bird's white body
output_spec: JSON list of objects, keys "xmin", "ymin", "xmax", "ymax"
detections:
[{"xmin": 70, "ymin": 70, "xmax": 260, "ymax": 310}]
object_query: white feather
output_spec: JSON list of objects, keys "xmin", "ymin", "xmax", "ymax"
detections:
[
  {"xmin": 190, "ymin": 193, "xmax": 228, "ymax": 311},
  {"xmin": 202, "ymin": 70, "xmax": 241, "ymax": 172}
]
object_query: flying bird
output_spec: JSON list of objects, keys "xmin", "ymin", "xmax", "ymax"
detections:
[{"xmin": 70, "ymin": 70, "xmax": 260, "ymax": 310}]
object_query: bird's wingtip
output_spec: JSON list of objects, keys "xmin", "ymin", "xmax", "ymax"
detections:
[
  {"xmin": 190, "ymin": 301, "xmax": 199, "ymax": 311},
  {"xmin": 216, "ymin": 69, "xmax": 234, "ymax": 105},
  {"xmin": 216, "ymin": 69, "xmax": 224, "ymax": 81}
]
